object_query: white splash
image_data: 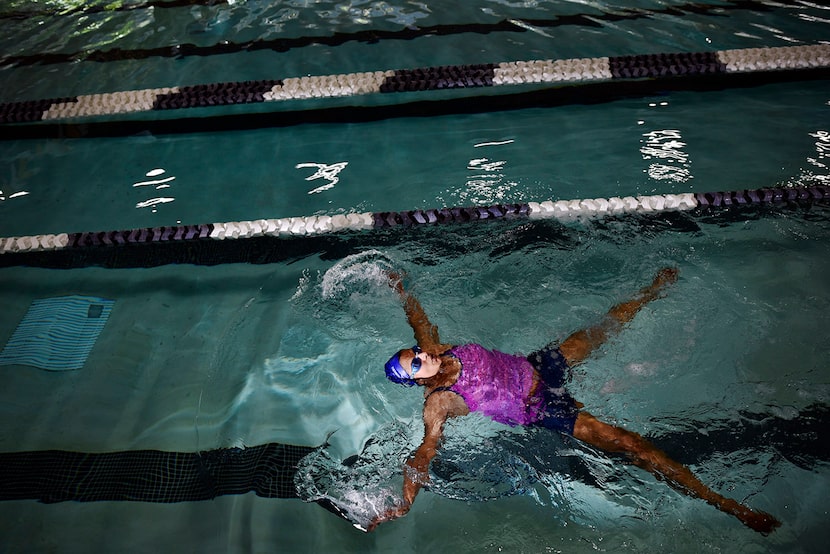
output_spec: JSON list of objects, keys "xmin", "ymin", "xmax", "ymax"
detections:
[{"xmin": 320, "ymin": 250, "xmax": 394, "ymax": 300}]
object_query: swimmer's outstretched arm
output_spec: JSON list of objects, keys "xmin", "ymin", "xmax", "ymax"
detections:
[
  {"xmin": 387, "ymin": 272, "xmax": 444, "ymax": 349},
  {"xmin": 366, "ymin": 391, "xmax": 468, "ymax": 532}
]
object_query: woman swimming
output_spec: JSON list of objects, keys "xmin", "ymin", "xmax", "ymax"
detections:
[{"xmin": 367, "ymin": 268, "xmax": 780, "ymax": 534}]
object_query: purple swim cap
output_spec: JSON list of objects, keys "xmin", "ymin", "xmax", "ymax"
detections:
[{"xmin": 385, "ymin": 349, "xmax": 417, "ymax": 387}]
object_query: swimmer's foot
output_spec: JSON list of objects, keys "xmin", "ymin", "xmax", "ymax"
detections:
[
  {"xmin": 723, "ymin": 499, "xmax": 781, "ymax": 535},
  {"xmin": 743, "ymin": 510, "xmax": 781, "ymax": 535}
]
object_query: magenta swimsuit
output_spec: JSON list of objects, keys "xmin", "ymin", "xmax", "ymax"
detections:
[{"xmin": 447, "ymin": 343, "xmax": 579, "ymax": 434}]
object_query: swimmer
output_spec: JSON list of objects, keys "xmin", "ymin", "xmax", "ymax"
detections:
[{"xmin": 367, "ymin": 268, "xmax": 780, "ymax": 534}]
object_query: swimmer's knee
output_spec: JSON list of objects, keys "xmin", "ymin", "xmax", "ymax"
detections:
[
  {"xmin": 559, "ymin": 333, "xmax": 592, "ymax": 365},
  {"xmin": 572, "ymin": 412, "xmax": 606, "ymax": 443},
  {"xmin": 573, "ymin": 413, "xmax": 646, "ymax": 454}
]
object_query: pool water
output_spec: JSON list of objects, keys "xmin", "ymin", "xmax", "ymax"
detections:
[{"xmin": 1, "ymin": 1, "xmax": 829, "ymax": 552}]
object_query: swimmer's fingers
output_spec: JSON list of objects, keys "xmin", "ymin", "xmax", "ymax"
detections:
[
  {"xmin": 366, "ymin": 504, "xmax": 410, "ymax": 532},
  {"xmin": 644, "ymin": 267, "xmax": 679, "ymax": 299},
  {"xmin": 653, "ymin": 267, "xmax": 679, "ymax": 288},
  {"xmin": 385, "ymin": 271, "xmax": 406, "ymax": 295}
]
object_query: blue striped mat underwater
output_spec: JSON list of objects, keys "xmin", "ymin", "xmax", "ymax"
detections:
[{"xmin": 0, "ymin": 295, "xmax": 115, "ymax": 371}]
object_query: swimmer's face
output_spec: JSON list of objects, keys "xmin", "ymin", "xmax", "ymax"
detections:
[{"xmin": 400, "ymin": 346, "xmax": 441, "ymax": 379}]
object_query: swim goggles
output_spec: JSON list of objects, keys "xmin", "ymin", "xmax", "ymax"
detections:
[{"xmin": 385, "ymin": 345, "xmax": 422, "ymax": 387}]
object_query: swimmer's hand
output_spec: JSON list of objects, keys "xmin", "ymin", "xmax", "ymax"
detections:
[
  {"xmin": 365, "ymin": 502, "xmax": 410, "ymax": 532},
  {"xmin": 385, "ymin": 271, "xmax": 406, "ymax": 296},
  {"xmin": 640, "ymin": 267, "xmax": 679, "ymax": 302},
  {"xmin": 652, "ymin": 267, "xmax": 679, "ymax": 290}
]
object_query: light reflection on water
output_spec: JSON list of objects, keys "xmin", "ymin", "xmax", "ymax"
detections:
[
  {"xmin": 806, "ymin": 129, "xmax": 830, "ymax": 184},
  {"xmin": 133, "ymin": 167, "xmax": 176, "ymax": 212},
  {"xmin": 296, "ymin": 160, "xmax": 349, "ymax": 194},
  {"xmin": 640, "ymin": 128, "xmax": 692, "ymax": 183}
]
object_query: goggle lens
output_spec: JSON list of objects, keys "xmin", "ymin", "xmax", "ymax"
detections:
[{"xmin": 410, "ymin": 345, "xmax": 423, "ymax": 377}]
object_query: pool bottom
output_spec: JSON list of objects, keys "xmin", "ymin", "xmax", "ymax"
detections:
[{"xmin": 0, "ymin": 467, "xmax": 825, "ymax": 553}]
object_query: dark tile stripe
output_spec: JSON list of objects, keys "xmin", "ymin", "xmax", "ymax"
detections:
[{"xmin": 0, "ymin": 443, "xmax": 315, "ymax": 503}]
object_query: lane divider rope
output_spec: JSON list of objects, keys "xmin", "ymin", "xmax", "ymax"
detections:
[
  {"xmin": 1, "ymin": 185, "xmax": 826, "ymax": 256},
  {"xmin": 1, "ymin": 44, "xmax": 828, "ymax": 124}
]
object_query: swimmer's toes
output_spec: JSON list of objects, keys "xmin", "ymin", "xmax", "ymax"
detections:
[{"xmin": 744, "ymin": 510, "xmax": 781, "ymax": 535}]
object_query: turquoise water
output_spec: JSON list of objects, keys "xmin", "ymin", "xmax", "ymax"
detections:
[
  {"xmin": 2, "ymin": 213, "xmax": 829, "ymax": 552},
  {"xmin": 1, "ymin": 79, "xmax": 828, "ymax": 237},
  {"xmin": 1, "ymin": 1, "xmax": 829, "ymax": 552}
]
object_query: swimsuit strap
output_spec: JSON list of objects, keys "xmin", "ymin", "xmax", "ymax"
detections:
[{"xmin": 426, "ymin": 386, "xmax": 458, "ymax": 399}]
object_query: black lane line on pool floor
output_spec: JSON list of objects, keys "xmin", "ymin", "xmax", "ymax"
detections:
[
  {"xmin": 1, "ymin": 404, "xmax": 827, "ymax": 504},
  {"xmin": 0, "ymin": 442, "xmax": 316, "ymax": 503},
  {"xmin": 2, "ymin": 67, "xmax": 828, "ymax": 141},
  {"xmin": 0, "ymin": 0, "xmax": 793, "ymax": 66}
]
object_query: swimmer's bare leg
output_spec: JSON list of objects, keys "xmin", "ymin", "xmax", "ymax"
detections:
[
  {"xmin": 559, "ymin": 267, "xmax": 679, "ymax": 365},
  {"xmin": 572, "ymin": 412, "xmax": 780, "ymax": 534}
]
